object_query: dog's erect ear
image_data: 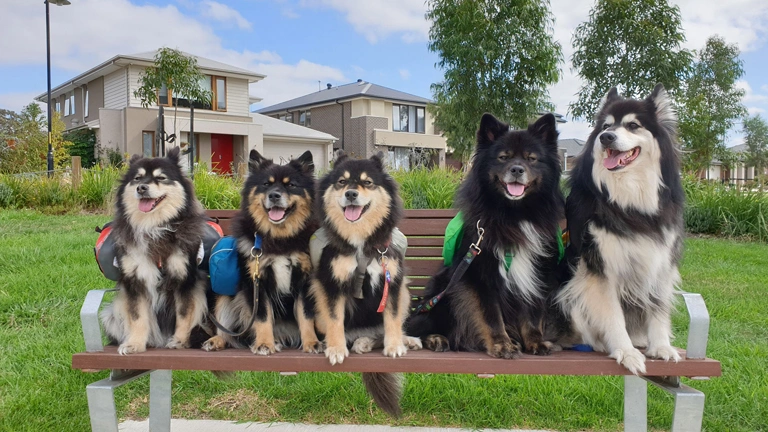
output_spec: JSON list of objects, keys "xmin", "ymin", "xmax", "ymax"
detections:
[
  {"xmin": 528, "ymin": 113, "xmax": 559, "ymax": 146},
  {"xmin": 294, "ymin": 150, "xmax": 314, "ymax": 173},
  {"xmin": 248, "ymin": 149, "xmax": 272, "ymax": 173},
  {"xmin": 166, "ymin": 147, "xmax": 181, "ymax": 166},
  {"xmin": 371, "ymin": 151, "xmax": 386, "ymax": 170},
  {"xmin": 333, "ymin": 151, "xmax": 349, "ymax": 167},
  {"xmin": 595, "ymin": 87, "xmax": 621, "ymax": 118},
  {"xmin": 647, "ymin": 83, "xmax": 678, "ymax": 134},
  {"xmin": 129, "ymin": 154, "xmax": 143, "ymax": 166},
  {"xmin": 477, "ymin": 113, "xmax": 509, "ymax": 150}
]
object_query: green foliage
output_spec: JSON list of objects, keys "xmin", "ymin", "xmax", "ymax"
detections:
[
  {"xmin": 391, "ymin": 168, "xmax": 463, "ymax": 209},
  {"xmin": 741, "ymin": 114, "xmax": 768, "ymax": 190},
  {"xmin": 679, "ymin": 36, "xmax": 747, "ymax": 173},
  {"xmin": 64, "ymin": 128, "xmax": 98, "ymax": 168},
  {"xmin": 192, "ymin": 164, "xmax": 242, "ymax": 210},
  {"xmin": 684, "ymin": 175, "xmax": 768, "ymax": 241},
  {"xmin": 426, "ymin": 0, "xmax": 562, "ymax": 160},
  {"xmin": 569, "ymin": 0, "xmax": 692, "ymax": 121},
  {"xmin": 79, "ymin": 165, "xmax": 123, "ymax": 209},
  {"xmin": 0, "ymin": 104, "xmax": 72, "ymax": 174}
]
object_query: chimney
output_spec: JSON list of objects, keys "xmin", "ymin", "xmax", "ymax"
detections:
[
  {"xmin": 357, "ymin": 79, "xmax": 363, "ymax": 83},
  {"xmin": 326, "ymin": 83, "xmax": 332, "ymax": 89}
]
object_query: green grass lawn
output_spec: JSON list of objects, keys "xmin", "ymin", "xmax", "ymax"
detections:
[{"xmin": 0, "ymin": 210, "xmax": 765, "ymax": 431}]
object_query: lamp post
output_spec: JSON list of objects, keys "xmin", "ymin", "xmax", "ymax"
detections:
[{"xmin": 46, "ymin": 0, "xmax": 70, "ymax": 177}]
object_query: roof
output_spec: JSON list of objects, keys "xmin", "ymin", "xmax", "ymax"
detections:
[
  {"xmin": 256, "ymin": 80, "xmax": 432, "ymax": 114},
  {"xmin": 36, "ymin": 49, "xmax": 265, "ymax": 101},
  {"xmin": 728, "ymin": 144, "xmax": 748, "ymax": 153},
  {"xmin": 251, "ymin": 113, "xmax": 337, "ymax": 142},
  {"xmin": 558, "ymin": 138, "xmax": 586, "ymax": 156}
]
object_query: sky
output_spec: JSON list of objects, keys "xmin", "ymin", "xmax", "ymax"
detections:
[{"xmin": 1, "ymin": 0, "xmax": 767, "ymax": 144}]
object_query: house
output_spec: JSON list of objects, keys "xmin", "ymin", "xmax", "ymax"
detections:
[
  {"xmin": 558, "ymin": 138, "xmax": 586, "ymax": 172},
  {"xmin": 256, "ymin": 80, "xmax": 448, "ymax": 169},
  {"xmin": 702, "ymin": 144, "xmax": 764, "ymax": 185},
  {"xmin": 35, "ymin": 50, "xmax": 336, "ymax": 173}
]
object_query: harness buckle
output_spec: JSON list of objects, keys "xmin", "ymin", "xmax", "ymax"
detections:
[{"xmin": 469, "ymin": 220, "xmax": 485, "ymax": 254}]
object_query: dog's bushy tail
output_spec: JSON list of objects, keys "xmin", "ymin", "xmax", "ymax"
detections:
[{"xmin": 362, "ymin": 372, "xmax": 403, "ymax": 417}]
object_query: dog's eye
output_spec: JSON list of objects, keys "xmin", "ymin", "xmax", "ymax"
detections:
[
  {"xmin": 288, "ymin": 182, "xmax": 296, "ymax": 188},
  {"xmin": 263, "ymin": 181, "xmax": 271, "ymax": 186},
  {"xmin": 338, "ymin": 179, "xmax": 347, "ymax": 186},
  {"xmin": 499, "ymin": 155, "xmax": 509, "ymax": 161},
  {"xmin": 602, "ymin": 123, "xmax": 612, "ymax": 130},
  {"xmin": 133, "ymin": 175, "xmax": 141, "ymax": 181},
  {"xmin": 362, "ymin": 180, "xmax": 373, "ymax": 187},
  {"xmin": 527, "ymin": 156, "xmax": 537, "ymax": 162},
  {"xmin": 627, "ymin": 122, "xmax": 640, "ymax": 130},
  {"xmin": 156, "ymin": 176, "xmax": 167, "ymax": 181}
]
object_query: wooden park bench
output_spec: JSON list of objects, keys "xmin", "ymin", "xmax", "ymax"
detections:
[{"xmin": 73, "ymin": 209, "xmax": 721, "ymax": 432}]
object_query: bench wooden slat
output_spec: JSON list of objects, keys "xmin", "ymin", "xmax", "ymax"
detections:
[
  {"xmin": 398, "ymin": 219, "xmax": 454, "ymax": 236},
  {"xmin": 72, "ymin": 346, "xmax": 721, "ymax": 377},
  {"xmin": 404, "ymin": 259, "xmax": 444, "ymax": 277},
  {"xmin": 405, "ymin": 248, "xmax": 444, "ymax": 258},
  {"xmin": 406, "ymin": 238, "xmax": 445, "ymax": 247}
]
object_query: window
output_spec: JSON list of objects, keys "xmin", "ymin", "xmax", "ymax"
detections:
[
  {"xmin": 64, "ymin": 97, "xmax": 70, "ymax": 116},
  {"xmin": 279, "ymin": 113, "xmax": 293, "ymax": 123},
  {"xmin": 299, "ymin": 110, "xmax": 311, "ymax": 127},
  {"xmin": 69, "ymin": 93, "xmax": 75, "ymax": 116},
  {"xmin": 55, "ymin": 101, "xmax": 61, "ymax": 113},
  {"xmin": 142, "ymin": 131, "xmax": 157, "ymax": 157},
  {"xmin": 392, "ymin": 104, "xmax": 425, "ymax": 133},
  {"xmin": 84, "ymin": 88, "xmax": 89, "ymax": 118},
  {"xmin": 158, "ymin": 75, "xmax": 226, "ymax": 111}
]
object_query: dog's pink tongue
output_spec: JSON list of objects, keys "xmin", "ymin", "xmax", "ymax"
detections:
[
  {"xmin": 139, "ymin": 198, "xmax": 155, "ymax": 213},
  {"xmin": 344, "ymin": 205, "xmax": 363, "ymax": 221},
  {"xmin": 506, "ymin": 183, "xmax": 525, "ymax": 197},
  {"xmin": 603, "ymin": 150, "xmax": 630, "ymax": 169},
  {"xmin": 268, "ymin": 207, "xmax": 286, "ymax": 221}
]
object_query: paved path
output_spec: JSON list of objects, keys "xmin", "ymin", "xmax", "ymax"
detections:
[{"xmin": 119, "ymin": 419, "xmax": 552, "ymax": 432}]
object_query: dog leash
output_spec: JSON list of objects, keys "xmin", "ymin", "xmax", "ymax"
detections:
[
  {"xmin": 209, "ymin": 234, "xmax": 262, "ymax": 337},
  {"xmin": 413, "ymin": 221, "xmax": 484, "ymax": 314}
]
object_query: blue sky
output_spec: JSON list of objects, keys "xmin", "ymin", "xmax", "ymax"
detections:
[{"xmin": 1, "ymin": 0, "xmax": 767, "ymax": 143}]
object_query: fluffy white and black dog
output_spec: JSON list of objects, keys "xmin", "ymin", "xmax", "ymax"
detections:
[
  {"xmin": 557, "ymin": 84, "xmax": 685, "ymax": 374},
  {"xmin": 101, "ymin": 147, "xmax": 209, "ymax": 354}
]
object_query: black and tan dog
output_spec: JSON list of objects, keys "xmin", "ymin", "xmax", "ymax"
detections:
[
  {"xmin": 407, "ymin": 113, "xmax": 568, "ymax": 358},
  {"xmin": 300, "ymin": 152, "xmax": 420, "ymax": 416},
  {"xmin": 101, "ymin": 147, "xmax": 209, "ymax": 354},
  {"xmin": 202, "ymin": 149, "xmax": 318, "ymax": 354}
]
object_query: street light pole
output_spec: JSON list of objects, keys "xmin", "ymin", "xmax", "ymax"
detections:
[{"xmin": 45, "ymin": 0, "xmax": 70, "ymax": 177}]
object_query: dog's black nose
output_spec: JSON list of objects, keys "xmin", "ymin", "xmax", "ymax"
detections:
[
  {"xmin": 510, "ymin": 165, "xmax": 525, "ymax": 176},
  {"xmin": 345, "ymin": 189, "xmax": 359, "ymax": 201},
  {"xmin": 600, "ymin": 132, "xmax": 617, "ymax": 146},
  {"xmin": 268, "ymin": 191, "xmax": 282, "ymax": 202},
  {"xmin": 136, "ymin": 184, "xmax": 149, "ymax": 194}
]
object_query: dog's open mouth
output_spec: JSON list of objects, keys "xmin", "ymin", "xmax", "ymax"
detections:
[
  {"xmin": 343, "ymin": 204, "xmax": 369, "ymax": 222},
  {"xmin": 266, "ymin": 205, "xmax": 294, "ymax": 223},
  {"xmin": 504, "ymin": 182, "xmax": 526, "ymax": 198},
  {"xmin": 138, "ymin": 195, "xmax": 166, "ymax": 213},
  {"xmin": 604, "ymin": 147, "xmax": 641, "ymax": 171}
]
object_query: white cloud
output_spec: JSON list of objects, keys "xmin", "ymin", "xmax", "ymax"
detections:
[
  {"xmin": 399, "ymin": 69, "xmax": 411, "ymax": 80},
  {"xmin": 200, "ymin": 0, "xmax": 252, "ymax": 30},
  {"xmin": 300, "ymin": 0, "xmax": 429, "ymax": 43},
  {"xmin": 0, "ymin": 0, "xmax": 345, "ymax": 112}
]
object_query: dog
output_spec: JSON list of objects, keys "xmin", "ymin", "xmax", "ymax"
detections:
[
  {"xmin": 202, "ymin": 149, "xmax": 317, "ymax": 355},
  {"xmin": 556, "ymin": 84, "xmax": 685, "ymax": 375},
  {"xmin": 299, "ymin": 152, "xmax": 420, "ymax": 416},
  {"xmin": 100, "ymin": 147, "xmax": 209, "ymax": 354},
  {"xmin": 407, "ymin": 113, "xmax": 567, "ymax": 358}
]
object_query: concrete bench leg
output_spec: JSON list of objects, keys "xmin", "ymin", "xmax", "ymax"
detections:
[
  {"xmin": 624, "ymin": 375, "xmax": 648, "ymax": 432},
  {"xmin": 149, "ymin": 370, "xmax": 172, "ymax": 432},
  {"xmin": 647, "ymin": 377, "xmax": 706, "ymax": 432},
  {"xmin": 86, "ymin": 370, "xmax": 150, "ymax": 432}
]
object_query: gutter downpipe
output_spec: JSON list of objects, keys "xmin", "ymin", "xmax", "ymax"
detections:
[{"xmin": 335, "ymin": 99, "xmax": 344, "ymax": 150}]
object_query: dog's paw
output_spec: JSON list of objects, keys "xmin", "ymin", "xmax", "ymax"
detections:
[
  {"xmin": 351, "ymin": 336, "xmax": 376, "ymax": 354},
  {"xmin": 526, "ymin": 340, "xmax": 553, "ymax": 356},
  {"xmin": 251, "ymin": 343, "xmax": 277, "ymax": 356},
  {"xmin": 424, "ymin": 334, "xmax": 450, "ymax": 352},
  {"xmin": 610, "ymin": 347, "xmax": 647, "ymax": 375},
  {"xmin": 646, "ymin": 345, "xmax": 681, "ymax": 362},
  {"xmin": 403, "ymin": 335, "xmax": 423, "ymax": 350},
  {"xmin": 487, "ymin": 339, "xmax": 521, "ymax": 359},
  {"xmin": 302, "ymin": 340, "xmax": 324, "ymax": 354},
  {"xmin": 325, "ymin": 344, "xmax": 349, "ymax": 365},
  {"xmin": 118, "ymin": 343, "xmax": 146, "ymax": 355},
  {"xmin": 165, "ymin": 336, "xmax": 189, "ymax": 350},
  {"xmin": 202, "ymin": 336, "xmax": 227, "ymax": 352},
  {"xmin": 383, "ymin": 342, "xmax": 408, "ymax": 358}
]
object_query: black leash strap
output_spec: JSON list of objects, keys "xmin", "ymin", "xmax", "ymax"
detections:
[{"xmin": 413, "ymin": 220, "xmax": 484, "ymax": 314}]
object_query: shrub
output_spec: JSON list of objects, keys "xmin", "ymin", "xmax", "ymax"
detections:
[
  {"xmin": 78, "ymin": 165, "xmax": 123, "ymax": 209},
  {"xmin": 192, "ymin": 165, "xmax": 242, "ymax": 210}
]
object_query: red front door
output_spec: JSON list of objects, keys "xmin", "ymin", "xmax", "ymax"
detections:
[{"xmin": 210, "ymin": 134, "xmax": 233, "ymax": 175}]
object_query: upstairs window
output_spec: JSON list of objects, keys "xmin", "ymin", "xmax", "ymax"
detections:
[
  {"xmin": 299, "ymin": 110, "xmax": 311, "ymax": 127},
  {"xmin": 84, "ymin": 88, "xmax": 90, "ymax": 117},
  {"xmin": 158, "ymin": 75, "xmax": 227, "ymax": 111},
  {"xmin": 55, "ymin": 101, "xmax": 61, "ymax": 113},
  {"xmin": 392, "ymin": 104, "xmax": 425, "ymax": 133},
  {"xmin": 69, "ymin": 93, "xmax": 75, "ymax": 116},
  {"xmin": 279, "ymin": 113, "xmax": 293, "ymax": 123},
  {"xmin": 64, "ymin": 97, "xmax": 70, "ymax": 116}
]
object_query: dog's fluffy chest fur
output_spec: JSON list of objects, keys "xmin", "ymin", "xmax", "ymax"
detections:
[
  {"xmin": 493, "ymin": 221, "xmax": 548, "ymax": 303},
  {"xmin": 590, "ymin": 223, "xmax": 681, "ymax": 305}
]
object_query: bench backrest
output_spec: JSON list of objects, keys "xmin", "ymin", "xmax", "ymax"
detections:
[{"xmin": 206, "ymin": 209, "xmax": 457, "ymax": 295}]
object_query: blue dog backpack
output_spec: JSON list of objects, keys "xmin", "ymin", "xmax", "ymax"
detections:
[{"xmin": 208, "ymin": 236, "xmax": 241, "ymax": 296}]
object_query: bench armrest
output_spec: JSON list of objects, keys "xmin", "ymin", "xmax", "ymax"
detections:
[
  {"xmin": 80, "ymin": 289, "xmax": 116, "ymax": 352},
  {"xmin": 676, "ymin": 292, "xmax": 710, "ymax": 359}
]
